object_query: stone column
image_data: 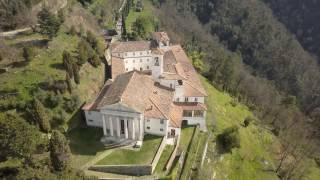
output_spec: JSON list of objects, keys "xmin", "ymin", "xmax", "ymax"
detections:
[
  {"xmin": 102, "ymin": 115, "xmax": 106, "ymax": 136},
  {"xmin": 116, "ymin": 116, "xmax": 121, "ymax": 137},
  {"xmin": 109, "ymin": 116, "xmax": 113, "ymax": 136},
  {"xmin": 132, "ymin": 119, "xmax": 135, "ymax": 140},
  {"xmin": 124, "ymin": 119, "xmax": 128, "ymax": 139}
]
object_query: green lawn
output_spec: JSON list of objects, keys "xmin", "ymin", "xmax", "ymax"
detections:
[
  {"xmin": 199, "ymin": 76, "xmax": 279, "ymax": 180},
  {"xmin": 125, "ymin": 0, "xmax": 156, "ymax": 33},
  {"xmin": 96, "ymin": 135, "xmax": 163, "ymax": 165},
  {"xmin": 68, "ymin": 125, "xmax": 105, "ymax": 169},
  {"xmin": 154, "ymin": 144, "xmax": 174, "ymax": 175}
]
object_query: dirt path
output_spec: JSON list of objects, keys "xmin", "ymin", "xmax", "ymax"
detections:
[{"xmin": 0, "ymin": 0, "xmax": 68, "ymax": 37}]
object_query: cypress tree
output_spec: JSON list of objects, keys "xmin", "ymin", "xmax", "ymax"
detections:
[
  {"xmin": 73, "ymin": 63, "xmax": 80, "ymax": 84},
  {"xmin": 65, "ymin": 73, "xmax": 72, "ymax": 93},
  {"xmin": 62, "ymin": 50, "xmax": 73, "ymax": 78},
  {"xmin": 33, "ymin": 98, "xmax": 51, "ymax": 133},
  {"xmin": 49, "ymin": 130, "xmax": 71, "ymax": 171},
  {"xmin": 37, "ymin": 7, "xmax": 61, "ymax": 39}
]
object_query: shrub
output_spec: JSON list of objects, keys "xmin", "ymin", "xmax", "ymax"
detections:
[
  {"xmin": 217, "ymin": 126, "xmax": 240, "ymax": 153},
  {"xmin": 243, "ymin": 116, "xmax": 254, "ymax": 127},
  {"xmin": 46, "ymin": 92, "xmax": 63, "ymax": 108},
  {"xmin": 64, "ymin": 95, "xmax": 81, "ymax": 112},
  {"xmin": 32, "ymin": 98, "xmax": 51, "ymax": 133},
  {"xmin": 69, "ymin": 25, "xmax": 77, "ymax": 36},
  {"xmin": 22, "ymin": 46, "xmax": 33, "ymax": 62},
  {"xmin": 53, "ymin": 109, "xmax": 68, "ymax": 127},
  {"xmin": 229, "ymin": 99, "xmax": 237, "ymax": 107},
  {"xmin": 89, "ymin": 53, "xmax": 101, "ymax": 67}
]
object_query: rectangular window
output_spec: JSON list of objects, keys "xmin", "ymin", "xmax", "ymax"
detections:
[
  {"xmin": 147, "ymin": 66, "xmax": 149, "ymax": 69},
  {"xmin": 160, "ymin": 119, "xmax": 164, "ymax": 124},
  {"xmin": 140, "ymin": 52, "xmax": 142, "ymax": 55},
  {"xmin": 183, "ymin": 110, "xmax": 193, "ymax": 117},
  {"xmin": 133, "ymin": 59, "xmax": 135, "ymax": 63},
  {"xmin": 147, "ymin": 126, "xmax": 150, "ymax": 130},
  {"xmin": 125, "ymin": 68, "xmax": 128, "ymax": 71},
  {"xmin": 147, "ymin": 119, "xmax": 150, "ymax": 122},
  {"xmin": 140, "ymin": 67, "xmax": 143, "ymax": 71},
  {"xmin": 194, "ymin": 110, "xmax": 204, "ymax": 117},
  {"xmin": 185, "ymin": 97, "xmax": 189, "ymax": 102},
  {"xmin": 160, "ymin": 128, "xmax": 163, "ymax": 131},
  {"xmin": 125, "ymin": 53, "xmax": 127, "ymax": 56},
  {"xmin": 154, "ymin": 57, "xmax": 159, "ymax": 66},
  {"xmin": 140, "ymin": 59, "xmax": 142, "ymax": 62},
  {"xmin": 88, "ymin": 119, "xmax": 93, "ymax": 122},
  {"xmin": 195, "ymin": 98, "xmax": 198, "ymax": 102},
  {"xmin": 176, "ymin": 98, "xmax": 179, "ymax": 102}
]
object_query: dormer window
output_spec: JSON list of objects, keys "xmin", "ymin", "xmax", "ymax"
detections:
[{"xmin": 154, "ymin": 57, "xmax": 159, "ymax": 66}]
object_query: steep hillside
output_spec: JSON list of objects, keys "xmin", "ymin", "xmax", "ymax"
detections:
[
  {"xmin": 264, "ymin": 0, "xmax": 320, "ymax": 63},
  {"xmin": 151, "ymin": 0, "xmax": 320, "ymax": 179},
  {"xmin": 0, "ymin": 0, "xmax": 120, "ymax": 178}
]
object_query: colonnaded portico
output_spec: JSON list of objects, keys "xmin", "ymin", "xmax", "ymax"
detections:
[{"xmin": 101, "ymin": 113, "xmax": 144, "ymax": 141}]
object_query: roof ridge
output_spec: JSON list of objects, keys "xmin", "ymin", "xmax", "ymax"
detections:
[
  {"xmin": 119, "ymin": 71, "xmax": 137, "ymax": 101},
  {"xmin": 149, "ymin": 97, "xmax": 169, "ymax": 119},
  {"xmin": 185, "ymin": 80, "xmax": 207, "ymax": 96}
]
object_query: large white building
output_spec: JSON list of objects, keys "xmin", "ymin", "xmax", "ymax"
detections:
[{"xmin": 83, "ymin": 32, "xmax": 207, "ymax": 145}]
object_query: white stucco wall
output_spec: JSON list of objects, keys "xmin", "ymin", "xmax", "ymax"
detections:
[
  {"xmin": 85, "ymin": 110, "xmax": 102, "ymax": 127},
  {"xmin": 182, "ymin": 111, "xmax": 207, "ymax": 131},
  {"xmin": 144, "ymin": 118, "xmax": 168, "ymax": 136}
]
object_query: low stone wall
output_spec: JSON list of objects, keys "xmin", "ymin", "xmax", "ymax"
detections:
[
  {"xmin": 89, "ymin": 165, "xmax": 152, "ymax": 176},
  {"xmin": 151, "ymin": 137, "xmax": 167, "ymax": 173}
]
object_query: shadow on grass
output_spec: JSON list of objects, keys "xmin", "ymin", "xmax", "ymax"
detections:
[
  {"xmin": 50, "ymin": 63, "xmax": 65, "ymax": 70},
  {"xmin": 67, "ymin": 105, "xmax": 105, "ymax": 156}
]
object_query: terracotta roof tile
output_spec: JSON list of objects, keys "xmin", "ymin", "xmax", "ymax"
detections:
[
  {"xmin": 111, "ymin": 56, "xmax": 125, "ymax": 79},
  {"xmin": 111, "ymin": 41, "xmax": 151, "ymax": 53},
  {"xmin": 153, "ymin": 32, "xmax": 170, "ymax": 44}
]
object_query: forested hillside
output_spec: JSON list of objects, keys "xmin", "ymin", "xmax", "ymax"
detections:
[
  {"xmin": 264, "ymin": 0, "xmax": 320, "ymax": 63},
  {"xmin": 0, "ymin": 0, "xmax": 119, "ymax": 179},
  {"xmin": 152, "ymin": 0, "xmax": 320, "ymax": 179}
]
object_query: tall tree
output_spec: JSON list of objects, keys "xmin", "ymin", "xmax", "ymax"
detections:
[
  {"xmin": 37, "ymin": 7, "xmax": 61, "ymax": 39},
  {"xmin": 65, "ymin": 73, "xmax": 72, "ymax": 94},
  {"xmin": 33, "ymin": 98, "xmax": 51, "ymax": 133},
  {"xmin": 49, "ymin": 130, "xmax": 71, "ymax": 171},
  {"xmin": 72, "ymin": 63, "xmax": 80, "ymax": 84},
  {"xmin": 62, "ymin": 50, "xmax": 73, "ymax": 78},
  {"xmin": 0, "ymin": 113, "xmax": 42, "ymax": 160}
]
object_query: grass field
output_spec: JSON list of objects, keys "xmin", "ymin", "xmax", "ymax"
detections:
[
  {"xmin": 125, "ymin": 0, "xmax": 156, "ymax": 34},
  {"xmin": 96, "ymin": 135, "xmax": 163, "ymax": 165}
]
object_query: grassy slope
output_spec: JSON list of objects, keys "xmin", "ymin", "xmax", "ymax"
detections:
[
  {"xmin": 97, "ymin": 135, "xmax": 163, "ymax": 165},
  {"xmin": 125, "ymin": 0, "xmax": 155, "ymax": 33},
  {"xmin": 200, "ymin": 76, "xmax": 279, "ymax": 180}
]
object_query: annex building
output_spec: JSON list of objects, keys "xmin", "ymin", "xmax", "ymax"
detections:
[{"xmin": 83, "ymin": 32, "xmax": 207, "ymax": 145}]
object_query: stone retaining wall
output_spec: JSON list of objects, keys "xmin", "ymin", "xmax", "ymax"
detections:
[
  {"xmin": 89, "ymin": 165, "xmax": 152, "ymax": 176},
  {"xmin": 165, "ymin": 135, "xmax": 181, "ymax": 172},
  {"xmin": 151, "ymin": 137, "xmax": 167, "ymax": 173}
]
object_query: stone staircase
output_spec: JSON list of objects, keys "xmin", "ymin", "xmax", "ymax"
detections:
[{"xmin": 101, "ymin": 137, "xmax": 136, "ymax": 150}]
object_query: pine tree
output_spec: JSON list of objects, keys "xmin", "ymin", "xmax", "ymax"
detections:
[
  {"xmin": 73, "ymin": 63, "xmax": 80, "ymax": 84},
  {"xmin": 62, "ymin": 50, "xmax": 73, "ymax": 78},
  {"xmin": 33, "ymin": 98, "xmax": 51, "ymax": 133},
  {"xmin": 65, "ymin": 73, "xmax": 72, "ymax": 93},
  {"xmin": 37, "ymin": 7, "xmax": 61, "ymax": 39},
  {"xmin": 49, "ymin": 130, "xmax": 71, "ymax": 171}
]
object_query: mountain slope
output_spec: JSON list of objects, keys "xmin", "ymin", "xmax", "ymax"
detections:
[{"xmin": 264, "ymin": 0, "xmax": 320, "ymax": 63}]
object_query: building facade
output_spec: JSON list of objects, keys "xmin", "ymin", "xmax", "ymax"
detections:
[{"xmin": 83, "ymin": 32, "xmax": 207, "ymax": 145}]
